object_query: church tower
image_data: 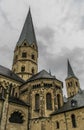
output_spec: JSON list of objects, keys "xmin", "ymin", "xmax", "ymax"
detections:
[
  {"xmin": 65, "ymin": 60, "xmax": 80, "ymax": 98},
  {"xmin": 12, "ymin": 9, "xmax": 38, "ymax": 81}
]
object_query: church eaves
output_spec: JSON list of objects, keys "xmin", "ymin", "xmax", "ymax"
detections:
[{"xmin": 17, "ymin": 8, "xmax": 37, "ymax": 46}]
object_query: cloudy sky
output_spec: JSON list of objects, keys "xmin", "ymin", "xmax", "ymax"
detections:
[{"xmin": 0, "ymin": 0, "xmax": 84, "ymax": 94}]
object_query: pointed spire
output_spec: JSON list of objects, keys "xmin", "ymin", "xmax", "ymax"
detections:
[
  {"xmin": 49, "ymin": 69, "xmax": 51, "ymax": 75},
  {"xmin": 17, "ymin": 8, "xmax": 37, "ymax": 46},
  {"xmin": 67, "ymin": 59, "xmax": 76, "ymax": 78}
]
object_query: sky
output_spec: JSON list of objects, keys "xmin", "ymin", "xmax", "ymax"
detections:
[{"xmin": 0, "ymin": 0, "xmax": 84, "ymax": 94}]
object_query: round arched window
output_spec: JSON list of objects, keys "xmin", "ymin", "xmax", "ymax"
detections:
[
  {"xmin": 31, "ymin": 54, "xmax": 35, "ymax": 60},
  {"xmin": 31, "ymin": 68, "xmax": 34, "ymax": 75},
  {"xmin": 9, "ymin": 111, "xmax": 24, "ymax": 124},
  {"xmin": 21, "ymin": 66, "xmax": 25, "ymax": 72}
]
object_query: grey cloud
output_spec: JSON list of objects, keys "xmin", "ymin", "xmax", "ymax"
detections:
[
  {"xmin": 37, "ymin": 26, "xmax": 55, "ymax": 43},
  {"xmin": 80, "ymin": 16, "xmax": 84, "ymax": 30},
  {"xmin": 0, "ymin": 5, "xmax": 14, "ymax": 29},
  {"xmin": 73, "ymin": 0, "xmax": 84, "ymax": 4},
  {"xmin": 0, "ymin": 45, "xmax": 13, "ymax": 69}
]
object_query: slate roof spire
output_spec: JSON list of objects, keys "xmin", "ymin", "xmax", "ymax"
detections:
[
  {"xmin": 17, "ymin": 8, "xmax": 37, "ymax": 46},
  {"xmin": 67, "ymin": 60, "xmax": 76, "ymax": 78}
]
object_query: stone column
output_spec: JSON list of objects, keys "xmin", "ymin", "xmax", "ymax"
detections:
[{"xmin": 0, "ymin": 87, "xmax": 9, "ymax": 130}]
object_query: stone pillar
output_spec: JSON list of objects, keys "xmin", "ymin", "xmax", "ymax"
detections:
[{"xmin": 0, "ymin": 87, "xmax": 9, "ymax": 130}]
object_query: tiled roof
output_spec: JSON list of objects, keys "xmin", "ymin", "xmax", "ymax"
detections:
[
  {"xmin": 0, "ymin": 65, "xmax": 24, "ymax": 83},
  {"xmin": 27, "ymin": 70, "xmax": 56, "ymax": 82},
  {"xmin": 51, "ymin": 89, "xmax": 84, "ymax": 115},
  {"xmin": 9, "ymin": 96, "xmax": 29, "ymax": 107},
  {"xmin": 17, "ymin": 8, "xmax": 37, "ymax": 47}
]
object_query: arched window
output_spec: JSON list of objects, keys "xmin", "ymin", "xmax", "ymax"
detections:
[
  {"xmin": 71, "ymin": 114, "xmax": 77, "ymax": 128},
  {"xmin": 24, "ymin": 43, "xmax": 27, "ymax": 46},
  {"xmin": 57, "ymin": 94, "xmax": 61, "ymax": 109},
  {"xmin": 35, "ymin": 94, "xmax": 40, "ymax": 111},
  {"xmin": 46, "ymin": 93, "xmax": 52, "ymax": 110},
  {"xmin": 21, "ymin": 66, "xmax": 25, "ymax": 72},
  {"xmin": 9, "ymin": 84, "xmax": 13, "ymax": 96},
  {"xmin": 12, "ymin": 88, "xmax": 15, "ymax": 97},
  {"xmin": 22, "ymin": 52, "xmax": 27, "ymax": 58},
  {"xmin": 31, "ymin": 54, "xmax": 35, "ymax": 60},
  {"xmin": 9, "ymin": 111, "xmax": 24, "ymax": 124},
  {"xmin": 15, "ymin": 93, "xmax": 18, "ymax": 97},
  {"xmin": 56, "ymin": 121, "xmax": 60, "ymax": 129},
  {"xmin": 31, "ymin": 68, "xmax": 34, "ymax": 75}
]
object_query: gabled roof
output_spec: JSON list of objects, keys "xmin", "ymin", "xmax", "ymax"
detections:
[
  {"xmin": 51, "ymin": 89, "xmax": 84, "ymax": 115},
  {"xmin": 17, "ymin": 8, "xmax": 37, "ymax": 47},
  {"xmin": 66, "ymin": 60, "xmax": 78, "ymax": 79},
  {"xmin": 27, "ymin": 70, "xmax": 56, "ymax": 82},
  {"xmin": 0, "ymin": 65, "xmax": 24, "ymax": 83}
]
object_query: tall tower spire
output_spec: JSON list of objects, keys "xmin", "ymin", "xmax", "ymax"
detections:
[
  {"xmin": 65, "ymin": 60, "xmax": 80, "ymax": 98},
  {"xmin": 17, "ymin": 8, "xmax": 37, "ymax": 47},
  {"xmin": 12, "ymin": 9, "xmax": 38, "ymax": 81}
]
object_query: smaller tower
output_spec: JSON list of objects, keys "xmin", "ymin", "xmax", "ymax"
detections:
[{"xmin": 65, "ymin": 60, "xmax": 80, "ymax": 98}]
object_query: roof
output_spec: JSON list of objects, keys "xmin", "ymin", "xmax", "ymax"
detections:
[
  {"xmin": 20, "ymin": 69, "xmax": 63, "ymax": 88},
  {"xmin": 9, "ymin": 96, "xmax": 29, "ymax": 107},
  {"xmin": 17, "ymin": 8, "xmax": 37, "ymax": 47},
  {"xmin": 0, "ymin": 65, "xmax": 24, "ymax": 83},
  {"xmin": 66, "ymin": 60, "xmax": 78, "ymax": 79},
  {"xmin": 27, "ymin": 70, "xmax": 56, "ymax": 82},
  {"xmin": 51, "ymin": 89, "xmax": 84, "ymax": 115},
  {"xmin": 0, "ymin": 92, "xmax": 29, "ymax": 107}
]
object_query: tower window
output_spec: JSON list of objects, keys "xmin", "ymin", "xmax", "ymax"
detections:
[
  {"xmin": 9, "ymin": 111, "xmax": 24, "ymax": 124},
  {"xmin": 68, "ymin": 82, "xmax": 72, "ymax": 87},
  {"xmin": 76, "ymin": 82, "xmax": 78, "ymax": 86},
  {"xmin": 12, "ymin": 88, "xmax": 15, "ymax": 97},
  {"xmin": 24, "ymin": 43, "xmax": 27, "ymax": 46},
  {"xmin": 21, "ymin": 66, "xmax": 25, "ymax": 72},
  {"xmin": 31, "ymin": 68, "xmax": 34, "ymax": 75},
  {"xmin": 35, "ymin": 94, "xmax": 40, "ymax": 111},
  {"xmin": 57, "ymin": 94, "xmax": 61, "ymax": 109},
  {"xmin": 33, "ymin": 45, "xmax": 35, "ymax": 48},
  {"xmin": 46, "ymin": 93, "xmax": 52, "ymax": 110},
  {"xmin": 56, "ymin": 121, "xmax": 60, "ymax": 129},
  {"xmin": 22, "ymin": 52, "xmax": 27, "ymax": 58},
  {"xmin": 31, "ymin": 54, "xmax": 35, "ymax": 60},
  {"xmin": 71, "ymin": 114, "xmax": 77, "ymax": 128}
]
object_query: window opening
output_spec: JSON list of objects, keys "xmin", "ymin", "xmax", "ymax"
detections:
[{"xmin": 46, "ymin": 93, "xmax": 52, "ymax": 110}]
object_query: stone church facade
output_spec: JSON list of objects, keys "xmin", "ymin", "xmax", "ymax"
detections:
[{"xmin": 0, "ymin": 9, "xmax": 84, "ymax": 130}]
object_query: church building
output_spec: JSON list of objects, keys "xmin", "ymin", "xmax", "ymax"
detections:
[{"xmin": 0, "ymin": 9, "xmax": 84, "ymax": 130}]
